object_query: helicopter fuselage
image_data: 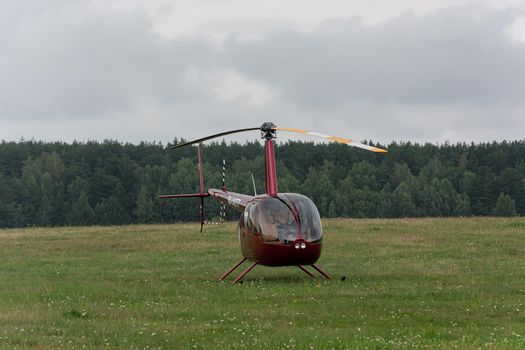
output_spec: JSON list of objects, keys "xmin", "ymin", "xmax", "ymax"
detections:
[
  {"xmin": 160, "ymin": 122, "xmax": 383, "ymax": 282},
  {"xmin": 209, "ymin": 190, "xmax": 323, "ymax": 266}
]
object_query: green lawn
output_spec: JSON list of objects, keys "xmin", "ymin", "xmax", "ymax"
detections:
[{"xmin": 0, "ymin": 218, "xmax": 524, "ymax": 349}]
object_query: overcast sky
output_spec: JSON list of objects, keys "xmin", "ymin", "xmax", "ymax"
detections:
[{"xmin": 1, "ymin": 0, "xmax": 525, "ymax": 145}]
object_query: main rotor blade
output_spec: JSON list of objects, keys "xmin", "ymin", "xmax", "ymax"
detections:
[
  {"xmin": 170, "ymin": 127, "xmax": 260, "ymax": 149},
  {"xmin": 272, "ymin": 127, "xmax": 387, "ymax": 153}
]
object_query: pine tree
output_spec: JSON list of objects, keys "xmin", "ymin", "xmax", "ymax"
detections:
[
  {"xmin": 492, "ymin": 193, "xmax": 517, "ymax": 217},
  {"xmin": 70, "ymin": 190, "xmax": 94, "ymax": 225},
  {"xmin": 135, "ymin": 184, "xmax": 154, "ymax": 223},
  {"xmin": 95, "ymin": 196, "xmax": 130, "ymax": 225},
  {"xmin": 392, "ymin": 181, "xmax": 416, "ymax": 217},
  {"xmin": 454, "ymin": 192, "xmax": 472, "ymax": 216}
]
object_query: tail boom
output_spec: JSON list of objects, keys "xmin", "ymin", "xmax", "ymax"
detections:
[
  {"xmin": 159, "ymin": 193, "xmax": 210, "ymax": 199},
  {"xmin": 208, "ymin": 189, "xmax": 253, "ymax": 212}
]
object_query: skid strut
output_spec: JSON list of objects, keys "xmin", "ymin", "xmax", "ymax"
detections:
[
  {"xmin": 220, "ymin": 258, "xmax": 258, "ymax": 284},
  {"xmin": 297, "ymin": 265, "xmax": 315, "ymax": 278},
  {"xmin": 232, "ymin": 262, "xmax": 258, "ymax": 285},
  {"xmin": 298, "ymin": 264, "xmax": 331, "ymax": 280},
  {"xmin": 311, "ymin": 263, "xmax": 331, "ymax": 280},
  {"xmin": 219, "ymin": 257, "xmax": 247, "ymax": 281}
]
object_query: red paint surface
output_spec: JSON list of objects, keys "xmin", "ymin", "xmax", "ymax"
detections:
[
  {"xmin": 239, "ymin": 218, "xmax": 322, "ymax": 266},
  {"xmin": 264, "ymin": 140, "xmax": 278, "ymax": 197},
  {"xmin": 197, "ymin": 144, "xmax": 204, "ymax": 195}
]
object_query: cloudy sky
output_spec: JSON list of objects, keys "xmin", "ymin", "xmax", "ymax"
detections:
[{"xmin": 1, "ymin": 0, "xmax": 525, "ymax": 145}]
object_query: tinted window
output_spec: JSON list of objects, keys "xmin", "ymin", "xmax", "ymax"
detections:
[
  {"xmin": 283, "ymin": 193, "xmax": 323, "ymax": 242},
  {"xmin": 248, "ymin": 198, "xmax": 296, "ymax": 242},
  {"xmin": 245, "ymin": 194, "xmax": 323, "ymax": 243}
]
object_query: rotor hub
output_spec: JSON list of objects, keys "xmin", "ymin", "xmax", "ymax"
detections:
[{"xmin": 260, "ymin": 122, "xmax": 277, "ymax": 140}]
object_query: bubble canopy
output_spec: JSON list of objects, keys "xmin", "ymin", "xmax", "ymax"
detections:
[{"xmin": 243, "ymin": 193, "xmax": 323, "ymax": 243}]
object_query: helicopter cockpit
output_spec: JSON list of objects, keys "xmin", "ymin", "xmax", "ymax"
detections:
[{"xmin": 243, "ymin": 193, "xmax": 323, "ymax": 243}]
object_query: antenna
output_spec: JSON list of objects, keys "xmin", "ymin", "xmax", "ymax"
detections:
[
  {"xmin": 221, "ymin": 159, "xmax": 226, "ymax": 191},
  {"xmin": 251, "ymin": 173, "xmax": 258, "ymax": 196},
  {"xmin": 220, "ymin": 159, "xmax": 226, "ymax": 223}
]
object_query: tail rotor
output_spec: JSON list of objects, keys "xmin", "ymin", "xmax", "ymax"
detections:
[{"xmin": 159, "ymin": 144, "xmax": 210, "ymax": 232}]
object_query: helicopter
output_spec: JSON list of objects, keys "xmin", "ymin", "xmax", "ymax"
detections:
[{"xmin": 160, "ymin": 122, "xmax": 387, "ymax": 284}]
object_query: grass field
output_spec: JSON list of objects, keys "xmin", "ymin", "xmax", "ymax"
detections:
[{"xmin": 0, "ymin": 218, "xmax": 524, "ymax": 349}]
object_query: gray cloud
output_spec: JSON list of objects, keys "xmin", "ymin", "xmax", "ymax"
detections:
[
  {"xmin": 0, "ymin": 3, "xmax": 210, "ymax": 119},
  {"xmin": 1, "ymin": 3, "xmax": 524, "ymax": 144},
  {"xmin": 222, "ymin": 7, "xmax": 525, "ymax": 107}
]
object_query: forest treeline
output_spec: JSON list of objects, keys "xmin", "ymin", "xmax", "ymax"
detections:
[{"xmin": 1, "ymin": 138, "xmax": 524, "ymax": 228}]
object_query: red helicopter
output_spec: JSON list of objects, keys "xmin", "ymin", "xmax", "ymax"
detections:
[{"xmin": 161, "ymin": 122, "xmax": 387, "ymax": 284}]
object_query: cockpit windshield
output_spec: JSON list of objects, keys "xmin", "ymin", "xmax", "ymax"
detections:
[{"xmin": 244, "ymin": 193, "xmax": 323, "ymax": 243}]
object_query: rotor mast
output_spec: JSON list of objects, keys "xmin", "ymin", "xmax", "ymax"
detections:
[{"xmin": 261, "ymin": 122, "xmax": 278, "ymax": 197}]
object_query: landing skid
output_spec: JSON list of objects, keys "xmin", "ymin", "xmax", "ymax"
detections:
[{"xmin": 220, "ymin": 258, "xmax": 330, "ymax": 284}]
